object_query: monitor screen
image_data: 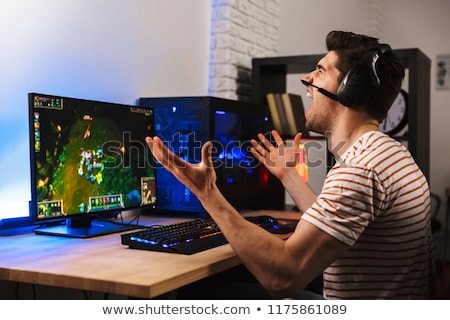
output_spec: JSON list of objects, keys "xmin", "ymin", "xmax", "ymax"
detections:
[{"xmin": 29, "ymin": 93, "xmax": 156, "ymax": 237}]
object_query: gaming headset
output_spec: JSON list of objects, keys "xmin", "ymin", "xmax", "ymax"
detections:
[
  {"xmin": 302, "ymin": 43, "xmax": 392, "ymax": 108},
  {"xmin": 336, "ymin": 43, "xmax": 392, "ymax": 108}
]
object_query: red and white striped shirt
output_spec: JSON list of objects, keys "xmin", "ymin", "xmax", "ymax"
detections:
[{"xmin": 303, "ymin": 131, "xmax": 435, "ymax": 299}]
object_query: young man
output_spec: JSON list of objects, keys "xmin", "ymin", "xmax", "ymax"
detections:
[{"xmin": 146, "ymin": 31, "xmax": 435, "ymax": 299}]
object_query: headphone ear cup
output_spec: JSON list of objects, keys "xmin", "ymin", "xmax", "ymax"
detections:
[
  {"xmin": 337, "ymin": 44, "xmax": 391, "ymax": 108},
  {"xmin": 337, "ymin": 62, "xmax": 380, "ymax": 108}
]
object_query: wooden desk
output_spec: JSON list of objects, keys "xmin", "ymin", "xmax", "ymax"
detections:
[{"xmin": 0, "ymin": 210, "xmax": 298, "ymax": 299}]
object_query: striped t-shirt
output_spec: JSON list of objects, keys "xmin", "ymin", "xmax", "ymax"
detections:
[{"xmin": 302, "ymin": 131, "xmax": 435, "ymax": 299}]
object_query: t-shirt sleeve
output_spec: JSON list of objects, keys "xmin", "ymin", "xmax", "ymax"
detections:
[{"xmin": 302, "ymin": 164, "xmax": 385, "ymax": 246}]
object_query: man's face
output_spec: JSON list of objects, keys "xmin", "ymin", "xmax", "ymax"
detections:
[{"xmin": 302, "ymin": 51, "xmax": 342, "ymax": 134}]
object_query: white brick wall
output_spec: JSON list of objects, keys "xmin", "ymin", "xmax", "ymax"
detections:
[{"xmin": 209, "ymin": 0, "xmax": 280, "ymax": 101}]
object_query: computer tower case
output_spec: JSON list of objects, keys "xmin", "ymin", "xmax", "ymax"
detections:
[{"xmin": 139, "ymin": 96, "xmax": 285, "ymax": 215}]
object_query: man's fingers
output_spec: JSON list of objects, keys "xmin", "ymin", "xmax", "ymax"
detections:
[
  {"xmin": 146, "ymin": 136, "xmax": 187, "ymax": 169},
  {"xmin": 201, "ymin": 141, "xmax": 214, "ymax": 168}
]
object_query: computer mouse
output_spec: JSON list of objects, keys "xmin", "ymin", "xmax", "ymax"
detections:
[
  {"xmin": 245, "ymin": 215, "xmax": 298, "ymax": 234},
  {"xmin": 245, "ymin": 215, "xmax": 278, "ymax": 229}
]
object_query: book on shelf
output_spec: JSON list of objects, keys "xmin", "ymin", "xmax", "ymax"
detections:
[
  {"xmin": 266, "ymin": 92, "xmax": 292, "ymax": 135},
  {"xmin": 273, "ymin": 93, "xmax": 289, "ymax": 134},
  {"xmin": 266, "ymin": 92, "xmax": 309, "ymax": 137},
  {"xmin": 281, "ymin": 93, "xmax": 299, "ymax": 136},
  {"xmin": 281, "ymin": 92, "xmax": 309, "ymax": 138},
  {"xmin": 266, "ymin": 93, "xmax": 283, "ymax": 133}
]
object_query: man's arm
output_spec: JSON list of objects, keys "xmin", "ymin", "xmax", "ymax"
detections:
[
  {"xmin": 201, "ymin": 188, "xmax": 349, "ymax": 298},
  {"xmin": 146, "ymin": 136, "xmax": 348, "ymax": 298}
]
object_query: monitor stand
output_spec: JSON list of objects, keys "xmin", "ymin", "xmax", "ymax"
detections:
[{"xmin": 34, "ymin": 216, "xmax": 143, "ymax": 238}]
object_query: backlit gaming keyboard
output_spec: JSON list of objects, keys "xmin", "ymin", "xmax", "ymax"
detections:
[
  {"xmin": 121, "ymin": 215, "xmax": 298, "ymax": 254},
  {"xmin": 121, "ymin": 218, "xmax": 226, "ymax": 255}
]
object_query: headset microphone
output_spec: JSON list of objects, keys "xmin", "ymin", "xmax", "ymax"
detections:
[{"xmin": 301, "ymin": 80, "xmax": 339, "ymax": 101}]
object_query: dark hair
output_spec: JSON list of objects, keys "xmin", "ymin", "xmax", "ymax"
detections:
[{"xmin": 326, "ymin": 30, "xmax": 405, "ymax": 122}]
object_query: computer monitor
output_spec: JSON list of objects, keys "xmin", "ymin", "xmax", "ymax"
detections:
[
  {"xmin": 139, "ymin": 96, "xmax": 281, "ymax": 215},
  {"xmin": 28, "ymin": 93, "xmax": 156, "ymax": 238}
]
